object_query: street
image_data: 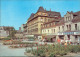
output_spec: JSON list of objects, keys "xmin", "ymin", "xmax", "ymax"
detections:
[{"xmin": 0, "ymin": 43, "xmax": 26, "ymax": 56}]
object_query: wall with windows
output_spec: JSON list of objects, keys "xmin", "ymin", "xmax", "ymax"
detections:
[
  {"xmin": 64, "ymin": 12, "xmax": 73, "ymax": 22},
  {"xmin": 42, "ymin": 27, "xmax": 57, "ymax": 35}
]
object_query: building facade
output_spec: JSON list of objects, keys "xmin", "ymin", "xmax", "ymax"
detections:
[
  {"xmin": 42, "ymin": 11, "xmax": 80, "ymax": 44},
  {"xmin": 57, "ymin": 11, "xmax": 80, "ymax": 43},
  {"xmin": 27, "ymin": 7, "xmax": 61, "ymax": 37},
  {"xmin": 23, "ymin": 23, "xmax": 28, "ymax": 38}
]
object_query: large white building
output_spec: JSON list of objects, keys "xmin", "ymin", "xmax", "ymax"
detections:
[{"xmin": 41, "ymin": 11, "xmax": 80, "ymax": 44}]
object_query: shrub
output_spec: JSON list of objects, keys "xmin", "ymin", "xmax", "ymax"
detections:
[
  {"xmin": 26, "ymin": 50, "xmax": 31, "ymax": 53},
  {"xmin": 29, "ymin": 44, "xmax": 80, "ymax": 56},
  {"xmin": 49, "ymin": 53, "xmax": 55, "ymax": 57},
  {"xmin": 59, "ymin": 50, "xmax": 67, "ymax": 56},
  {"xmin": 37, "ymin": 49, "xmax": 45, "ymax": 56}
]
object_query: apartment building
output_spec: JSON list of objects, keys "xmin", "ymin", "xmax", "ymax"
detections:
[
  {"xmin": 57, "ymin": 11, "xmax": 80, "ymax": 43},
  {"xmin": 27, "ymin": 6, "xmax": 61, "ymax": 37},
  {"xmin": 22, "ymin": 23, "xmax": 28, "ymax": 38},
  {"xmin": 41, "ymin": 11, "xmax": 80, "ymax": 44},
  {"xmin": 41, "ymin": 17, "xmax": 62, "ymax": 42}
]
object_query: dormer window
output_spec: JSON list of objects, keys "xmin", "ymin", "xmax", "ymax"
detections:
[{"xmin": 66, "ymin": 17, "xmax": 67, "ymax": 21}]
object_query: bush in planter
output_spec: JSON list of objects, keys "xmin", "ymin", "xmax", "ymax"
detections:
[
  {"xmin": 27, "ymin": 50, "xmax": 31, "ymax": 53},
  {"xmin": 49, "ymin": 53, "xmax": 56, "ymax": 57},
  {"xmin": 66, "ymin": 45, "xmax": 80, "ymax": 53},
  {"xmin": 78, "ymin": 45, "xmax": 80, "ymax": 52},
  {"xmin": 72, "ymin": 45, "xmax": 80, "ymax": 53},
  {"xmin": 31, "ymin": 50, "xmax": 37, "ymax": 55},
  {"xmin": 38, "ymin": 49, "xmax": 45, "ymax": 55},
  {"xmin": 67, "ymin": 45, "xmax": 79, "ymax": 53},
  {"xmin": 59, "ymin": 50, "xmax": 67, "ymax": 56},
  {"xmin": 25, "ymin": 48, "xmax": 31, "ymax": 53},
  {"xmin": 40, "ymin": 53, "xmax": 46, "ymax": 57}
]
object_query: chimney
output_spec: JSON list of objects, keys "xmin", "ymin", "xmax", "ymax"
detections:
[
  {"xmin": 45, "ymin": 8, "xmax": 46, "ymax": 11},
  {"xmin": 50, "ymin": 8, "xmax": 51, "ymax": 11},
  {"xmin": 67, "ymin": 11, "xmax": 69, "ymax": 13},
  {"xmin": 71, "ymin": 11, "xmax": 73, "ymax": 13}
]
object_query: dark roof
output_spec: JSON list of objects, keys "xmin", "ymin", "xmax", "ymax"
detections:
[
  {"xmin": 29, "ymin": 13, "xmax": 35, "ymax": 19},
  {"xmin": 71, "ymin": 11, "xmax": 80, "ymax": 23},
  {"xmin": 27, "ymin": 7, "xmax": 61, "ymax": 22},
  {"xmin": 73, "ymin": 11, "xmax": 80, "ymax": 16},
  {"xmin": 37, "ymin": 6, "xmax": 61, "ymax": 17},
  {"xmin": 72, "ymin": 15, "xmax": 80, "ymax": 23},
  {"xmin": 28, "ymin": 13, "xmax": 35, "ymax": 22},
  {"xmin": 46, "ymin": 11, "xmax": 61, "ymax": 17},
  {"xmin": 37, "ymin": 6, "xmax": 45, "ymax": 12},
  {"xmin": 56, "ymin": 18, "xmax": 64, "ymax": 26}
]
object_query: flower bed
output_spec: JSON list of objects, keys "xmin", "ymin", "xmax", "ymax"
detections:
[{"xmin": 25, "ymin": 44, "xmax": 80, "ymax": 57}]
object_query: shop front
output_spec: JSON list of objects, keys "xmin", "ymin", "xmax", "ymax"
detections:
[
  {"xmin": 74, "ymin": 32, "xmax": 80, "ymax": 44},
  {"xmin": 44, "ymin": 35, "xmax": 56, "ymax": 42},
  {"xmin": 58, "ymin": 31, "xmax": 80, "ymax": 44}
]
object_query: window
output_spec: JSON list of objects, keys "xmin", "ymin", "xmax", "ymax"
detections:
[
  {"xmin": 48, "ymin": 30, "xmax": 49, "ymax": 32},
  {"xmin": 69, "ymin": 25, "xmax": 71, "ymax": 30},
  {"xmin": 66, "ymin": 17, "xmax": 67, "ymax": 21},
  {"xmin": 43, "ymin": 30, "xmax": 44, "ymax": 32},
  {"xmin": 75, "ymin": 35, "xmax": 78, "ymax": 40},
  {"xmin": 62, "ymin": 26, "xmax": 64, "ymax": 31},
  {"xmin": 54, "ymin": 23, "xmax": 55, "ymax": 25},
  {"xmin": 41, "ymin": 18, "xmax": 43, "ymax": 21},
  {"xmin": 45, "ymin": 30, "xmax": 46, "ymax": 32},
  {"xmin": 75, "ymin": 24, "xmax": 77, "ymax": 30},
  {"xmin": 45, "ymin": 25, "xmax": 46, "ymax": 27},
  {"xmin": 50, "ymin": 23, "xmax": 51, "ymax": 26},
  {"xmin": 54, "ymin": 16, "xmax": 58, "ymax": 17},
  {"xmin": 54, "ymin": 29, "xmax": 55, "ymax": 33},
  {"xmin": 66, "ymin": 25, "xmax": 68, "ymax": 30},
  {"xmin": 67, "ymin": 35, "xmax": 70, "ymax": 40},
  {"xmin": 59, "ymin": 27, "xmax": 60, "ymax": 31}
]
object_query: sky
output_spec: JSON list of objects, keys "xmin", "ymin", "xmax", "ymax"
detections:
[{"xmin": 1, "ymin": 0, "xmax": 80, "ymax": 30}]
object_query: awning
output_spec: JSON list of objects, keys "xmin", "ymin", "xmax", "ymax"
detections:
[
  {"xmin": 58, "ymin": 35, "xmax": 64, "ymax": 36},
  {"xmin": 45, "ymin": 35, "xmax": 56, "ymax": 38}
]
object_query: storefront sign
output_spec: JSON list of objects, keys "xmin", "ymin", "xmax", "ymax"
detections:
[
  {"xmin": 58, "ymin": 31, "xmax": 80, "ymax": 35},
  {"xmin": 74, "ymin": 32, "xmax": 80, "ymax": 35},
  {"xmin": 25, "ymin": 35, "xmax": 34, "ymax": 37},
  {"xmin": 47, "ymin": 33, "xmax": 56, "ymax": 35},
  {"xmin": 58, "ymin": 33, "xmax": 63, "ymax": 35},
  {"xmin": 63, "ymin": 32, "xmax": 74, "ymax": 35}
]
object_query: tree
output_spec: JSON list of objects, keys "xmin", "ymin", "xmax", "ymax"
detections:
[{"xmin": 9, "ymin": 30, "xmax": 17, "ymax": 39}]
